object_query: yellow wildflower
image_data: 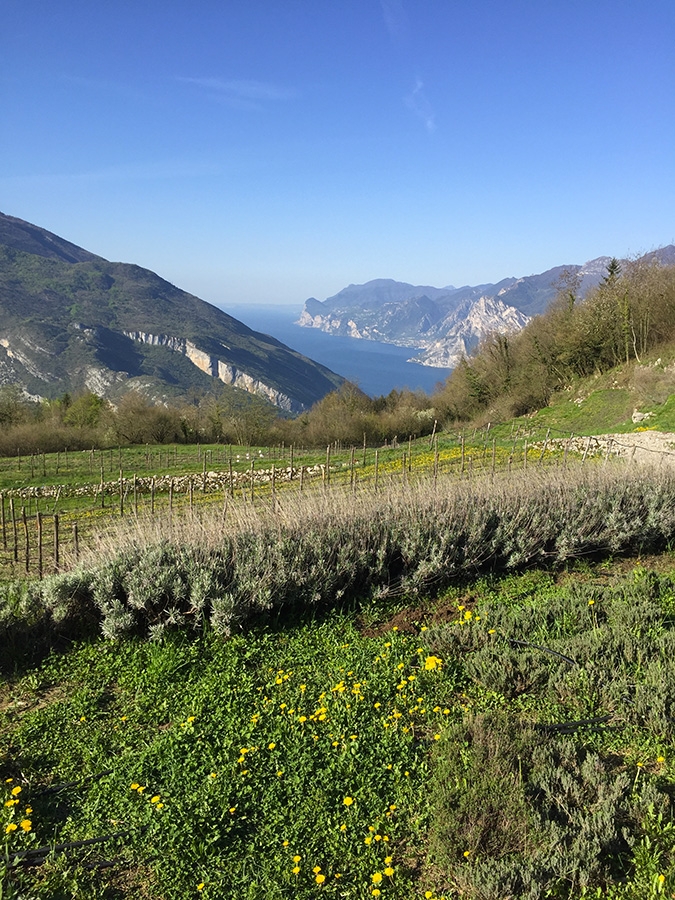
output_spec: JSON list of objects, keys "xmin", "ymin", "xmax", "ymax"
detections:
[{"xmin": 424, "ymin": 655, "xmax": 442, "ymax": 671}]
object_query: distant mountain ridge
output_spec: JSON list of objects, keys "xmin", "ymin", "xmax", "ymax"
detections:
[
  {"xmin": 0, "ymin": 212, "xmax": 344, "ymax": 411},
  {"xmin": 298, "ymin": 248, "xmax": 675, "ymax": 368}
]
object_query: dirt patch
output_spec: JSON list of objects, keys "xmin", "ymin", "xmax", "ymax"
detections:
[
  {"xmin": 360, "ymin": 593, "xmax": 480, "ymax": 637},
  {"xmin": 0, "ymin": 683, "xmax": 66, "ymax": 720},
  {"xmin": 601, "ymin": 430, "xmax": 675, "ymax": 466}
]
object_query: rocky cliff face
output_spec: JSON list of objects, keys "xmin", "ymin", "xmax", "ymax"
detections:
[
  {"xmin": 123, "ymin": 331, "xmax": 299, "ymax": 411},
  {"xmin": 297, "ymin": 281, "xmax": 530, "ymax": 368},
  {"xmin": 409, "ymin": 296, "xmax": 529, "ymax": 368}
]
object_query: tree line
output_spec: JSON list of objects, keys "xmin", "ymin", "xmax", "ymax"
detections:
[{"xmin": 0, "ymin": 380, "xmax": 437, "ymax": 456}]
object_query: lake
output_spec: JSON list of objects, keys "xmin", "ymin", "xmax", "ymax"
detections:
[{"xmin": 224, "ymin": 304, "xmax": 453, "ymax": 398}]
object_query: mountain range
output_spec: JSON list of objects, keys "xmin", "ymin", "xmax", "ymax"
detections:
[
  {"xmin": 298, "ymin": 247, "xmax": 675, "ymax": 368},
  {"xmin": 0, "ymin": 212, "xmax": 344, "ymax": 412}
]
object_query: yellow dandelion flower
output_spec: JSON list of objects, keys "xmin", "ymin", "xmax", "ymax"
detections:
[
  {"xmin": 268, "ymin": 742, "xmax": 276, "ymax": 750},
  {"xmin": 372, "ymin": 872, "xmax": 383, "ymax": 884},
  {"xmin": 25, "ymin": 807, "xmax": 32, "ymax": 815},
  {"xmin": 20, "ymin": 820, "xmax": 32, "ymax": 833},
  {"xmin": 293, "ymin": 855, "xmax": 301, "ymax": 862},
  {"xmin": 197, "ymin": 883, "xmax": 205, "ymax": 891},
  {"xmin": 365, "ymin": 836, "xmax": 373, "ymax": 845},
  {"xmin": 385, "ymin": 855, "xmax": 393, "ymax": 864},
  {"xmin": 343, "ymin": 796, "xmax": 354, "ymax": 806},
  {"xmin": 658, "ymin": 755, "xmax": 666, "ymax": 763},
  {"xmin": 384, "ymin": 866, "xmax": 394, "ymax": 877},
  {"xmin": 372, "ymin": 891, "xmax": 381, "ymax": 898},
  {"xmin": 292, "ymin": 866, "xmax": 300, "ymax": 875},
  {"xmin": 11, "ymin": 786, "xmax": 21, "ymax": 796},
  {"xmin": 5, "ymin": 823, "xmax": 17, "ymax": 834},
  {"xmin": 315, "ymin": 873, "xmax": 326, "ymax": 884},
  {"xmin": 313, "ymin": 865, "xmax": 322, "ymax": 874}
]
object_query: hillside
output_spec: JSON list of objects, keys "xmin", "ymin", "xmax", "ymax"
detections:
[
  {"xmin": 0, "ymin": 212, "xmax": 344, "ymax": 412},
  {"xmin": 298, "ymin": 248, "xmax": 675, "ymax": 368}
]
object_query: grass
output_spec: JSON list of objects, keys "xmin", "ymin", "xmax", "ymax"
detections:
[{"xmin": 4, "ymin": 561, "xmax": 675, "ymax": 898}]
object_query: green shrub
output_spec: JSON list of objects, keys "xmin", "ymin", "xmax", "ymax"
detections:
[{"xmin": 429, "ymin": 710, "xmax": 671, "ymax": 899}]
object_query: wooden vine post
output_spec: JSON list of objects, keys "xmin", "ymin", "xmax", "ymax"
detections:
[
  {"xmin": 53, "ymin": 513, "xmax": 60, "ymax": 573},
  {"xmin": 37, "ymin": 512, "xmax": 43, "ymax": 580},
  {"xmin": 10, "ymin": 498, "xmax": 18, "ymax": 562},
  {"xmin": 22, "ymin": 506, "xmax": 29, "ymax": 573}
]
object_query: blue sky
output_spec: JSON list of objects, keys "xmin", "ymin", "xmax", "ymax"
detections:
[{"xmin": 2, "ymin": 0, "xmax": 674, "ymax": 307}]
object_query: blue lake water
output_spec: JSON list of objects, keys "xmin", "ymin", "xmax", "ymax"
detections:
[{"xmin": 224, "ymin": 304, "xmax": 453, "ymax": 398}]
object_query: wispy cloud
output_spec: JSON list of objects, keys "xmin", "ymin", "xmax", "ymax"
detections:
[
  {"xmin": 178, "ymin": 77, "xmax": 297, "ymax": 110},
  {"xmin": 405, "ymin": 77, "xmax": 436, "ymax": 133},
  {"xmin": 379, "ymin": 0, "xmax": 408, "ymax": 43}
]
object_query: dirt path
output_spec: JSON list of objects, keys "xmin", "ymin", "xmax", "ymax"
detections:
[{"xmin": 587, "ymin": 431, "xmax": 675, "ymax": 467}]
